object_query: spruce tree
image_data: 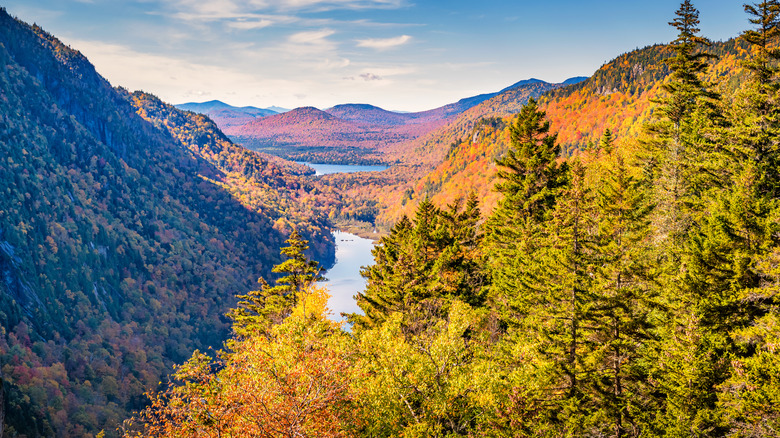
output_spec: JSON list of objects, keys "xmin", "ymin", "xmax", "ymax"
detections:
[
  {"xmin": 642, "ymin": 2, "xmax": 732, "ymax": 434},
  {"xmin": 730, "ymin": 0, "xmax": 780, "ymax": 198},
  {"xmin": 351, "ymin": 197, "xmax": 486, "ymax": 330},
  {"xmin": 600, "ymin": 128, "xmax": 615, "ymax": 155},
  {"xmin": 228, "ymin": 230, "xmax": 322, "ymax": 336},
  {"xmin": 503, "ymin": 160, "xmax": 596, "ymax": 435},
  {"xmin": 716, "ymin": 2, "xmax": 780, "ymax": 433},
  {"xmin": 644, "ymin": 0, "xmax": 721, "ymax": 245},
  {"xmin": 485, "ymin": 98, "xmax": 569, "ymax": 326},
  {"xmin": 589, "ymin": 152, "xmax": 657, "ymax": 437}
]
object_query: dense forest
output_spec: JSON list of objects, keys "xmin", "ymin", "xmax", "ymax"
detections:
[
  {"xmin": 123, "ymin": 1, "xmax": 780, "ymax": 437},
  {"xmin": 0, "ymin": 8, "xmax": 335, "ymax": 437}
]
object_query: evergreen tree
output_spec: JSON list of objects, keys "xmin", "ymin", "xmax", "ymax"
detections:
[
  {"xmin": 644, "ymin": 0, "xmax": 721, "ymax": 245},
  {"xmin": 730, "ymin": 0, "xmax": 780, "ymax": 198},
  {"xmin": 485, "ymin": 98, "xmax": 569, "ymax": 326},
  {"xmin": 502, "ymin": 160, "xmax": 596, "ymax": 435},
  {"xmin": 600, "ymin": 128, "xmax": 615, "ymax": 155},
  {"xmin": 716, "ymin": 2, "xmax": 780, "ymax": 433},
  {"xmin": 351, "ymin": 197, "xmax": 486, "ymax": 330},
  {"xmin": 589, "ymin": 152, "xmax": 657, "ymax": 437},
  {"xmin": 641, "ymin": 2, "xmax": 732, "ymax": 434},
  {"xmin": 228, "ymin": 229, "xmax": 323, "ymax": 336}
]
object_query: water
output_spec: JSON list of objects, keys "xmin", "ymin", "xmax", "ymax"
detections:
[
  {"xmin": 297, "ymin": 162, "xmax": 389, "ymax": 176},
  {"xmin": 322, "ymin": 231, "xmax": 375, "ymax": 323}
]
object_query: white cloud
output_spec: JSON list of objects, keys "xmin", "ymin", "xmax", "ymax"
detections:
[
  {"xmin": 288, "ymin": 28, "xmax": 336, "ymax": 44},
  {"xmin": 356, "ymin": 34, "xmax": 411, "ymax": 50},
  {"xmin": 227, "ymin": 18, "xmax": 274, "ymax": 29},
  {"xmin": 164, "ymin": 0, "xmax": 405, "ymax": 21},
  {"xmin": 267, "ymin": 0, "xmax": 405, "ymax": 12}
]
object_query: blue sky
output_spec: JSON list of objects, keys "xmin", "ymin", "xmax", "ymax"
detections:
[{"xmin": 4, "ymin": 0, "xmax": 747, "ymax": 111}]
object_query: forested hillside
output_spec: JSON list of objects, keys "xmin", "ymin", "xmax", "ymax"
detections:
[
  {"xmin": 316, "ymin": 80, "xmax": 566, "ymax": 231},
  {"xmin": 127, "ymin": 2, "xmax": 780, "ymax": 437},
  {"xmin": 0, "ymin": 9, "xmax": 333, "ymax": 437},
  {"xmin": 395, "ymin": 37, "xmax": 754, "ymax": 222}
]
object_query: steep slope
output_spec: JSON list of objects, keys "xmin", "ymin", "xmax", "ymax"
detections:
[
  {"xmin": 401, "ymin": 39, "xmax": 751, "ymax": 219},
  {"xmin": 401, "ymin": 80, "xmax": 565, "ymax": 164},
  {"xmin": 0, "ymin": 9, "xmax": 332, "ymax": 437},
  {"xmin": 543, "ymin": 39, "xmax": 749, "ymax": 152}
]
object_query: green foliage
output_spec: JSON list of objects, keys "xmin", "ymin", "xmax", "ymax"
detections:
[
  {"xmin": 351, "ymin": 195, "xmax": 485, "ymax": 330},
  {"xmin": 229, "ymin": 230, "xmax": 324, "ymax": 336},
  {"xmin": 352, "ymin": 300, "xmax": 490, "ymax": 437},
  {"xmin": 485, "ymin": 98, "xmax": 569, "ymax": 326}
]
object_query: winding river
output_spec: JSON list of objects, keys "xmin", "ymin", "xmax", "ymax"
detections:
[{"xmin": 322, "ymin": 231, "xmax": 376, "ymax": 323}]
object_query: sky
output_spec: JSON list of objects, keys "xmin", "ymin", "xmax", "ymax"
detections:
[{"xmin": 4, "ymin": 0, "xmax": 748, "ymax": 112}]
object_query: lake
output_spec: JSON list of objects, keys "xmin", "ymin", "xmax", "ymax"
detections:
[
  {"xmin": 322, "ymin": 231, "xmax": 375, "ymax": 323},
  {"xmin": 297, "ymin": 162, "xmax": 389, "ymax": 175}
]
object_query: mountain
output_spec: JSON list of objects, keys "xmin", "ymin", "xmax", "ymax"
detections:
[
  {"xmin": 266, "ymin": 105, "xmax": 291, "ymax": 113},
  {"xmin": 562, "ymin": 76, "xmax": 589, "ymax": 85},
  {"xmin": 311, "ymin": 79, "xmax": 569, "ymax": 232},
  {"xmin": 225, "ymin": 83, "xmax": 557, "ymax": 165},
  {"xmin": 226, "ymin": 106, "xmax": 400, "ymax": 164},
  {"xmin": 542, "ymin": 39, "xmax": 748, "ymax": 152},
  {"xmin": 325, "ymin": 104, "xmax": 413, "ymax": 126},
  {"xmin": 0, "ymin": 9, "xmax": 333, "ymax": 437},
  {"xmin": 176, "ymin": 99, "xmax": 279, "ymax": 116},
  {"xmin": 175, "ymin": 100, "xmax": 279, "ymax": 130},
  {"xmin": 389, "ymin": 39, "xmax": 750, "ymax": 222}
]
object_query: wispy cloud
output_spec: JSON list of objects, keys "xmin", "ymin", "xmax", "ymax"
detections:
[
  {"xmin": 356, "ymin": 34, "xmax": 411, "ymax": 50},
  {"xmin": 288, "ymin": 28, "xmax": 336, "ymax": 44},
  {"xmin": 273, "ymin": 0, "xmax": 406, "ymax": 12},
  {"xmin": 227, "ymin": 18, "xmax": 275, "ymax": 29},
  {"xmin": 344, "ymin": 72, "xmax": 383, "ymax": 81},
  {"xmin": 165, "ymin": 0, "xmax": 405, "ymax": 20}
]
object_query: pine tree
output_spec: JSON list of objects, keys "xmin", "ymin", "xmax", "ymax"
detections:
[
  {"xmin": 716, "ymin": 2, "xmax": 780, "ymax": 433},
  {"xmin": 228, "ymin": 229, "xmax": 322, "ymax": 336},
  {"xmin": 641, "ymin": 2, "xmax": 733, "ymax": 434},
  {"xmin": 644, "ymin": 0, "xmax": 721, "ymax": 245},
  {"xmin": 589, "ymin": 152, "xmax": 657, "ymax": 437},
  {"xmin": 351, "ymin": 197, "xmax": 486, "ymax": 330},
  {"xmin": 731, "ymin": 0, "xmax": 780, "ymax": 198},
  {"xmin": 600, "ymin": 128, "xmax": 615, "ymax": 155},
  {"xmin": 503, "ymin": 160, "xmax": 596, "ymax": 435},
  {"xmin": 485, "ymin": 98, "xmax": 569, "ymax": 326}
]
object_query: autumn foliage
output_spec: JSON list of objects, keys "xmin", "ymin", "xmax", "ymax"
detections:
[{"xmin": 128, "ymin": 287, "xmax": 356, "ymax": 438}]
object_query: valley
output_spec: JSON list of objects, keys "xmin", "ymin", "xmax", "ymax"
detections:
[{"xmin": 2, "ymin": 1, "xmax": 780, "ymax": 437}]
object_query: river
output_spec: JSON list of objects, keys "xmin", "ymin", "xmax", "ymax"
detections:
[
  {"xmin": 322, "ymin": 231, "xmax": 376, "ymax": 323},
  {"xmin": 296, "ymin": 162, "xmax": 389, "ymax": 176}
]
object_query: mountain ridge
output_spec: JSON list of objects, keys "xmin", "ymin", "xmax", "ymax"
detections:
[{"xmin": 0, "ymin": 9, "xmax": 333, "ymax": 436}]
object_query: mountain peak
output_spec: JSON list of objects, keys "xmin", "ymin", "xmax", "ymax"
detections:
[
  {"xmin": 562, "ymin": 76, "xmax": 589, "ymax": 85},
  {"xmin": 499, "ymin": 78, "xmax": 549, "ymax": 93}
]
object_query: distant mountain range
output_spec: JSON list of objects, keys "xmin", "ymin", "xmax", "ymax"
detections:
[
  {"xmin": 175, "ymin": 100, "xmax": 289, "ymax": 129},
  {"xmin": 204, "ymin": 77, "xmax": 586, "ymax": 164}
]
